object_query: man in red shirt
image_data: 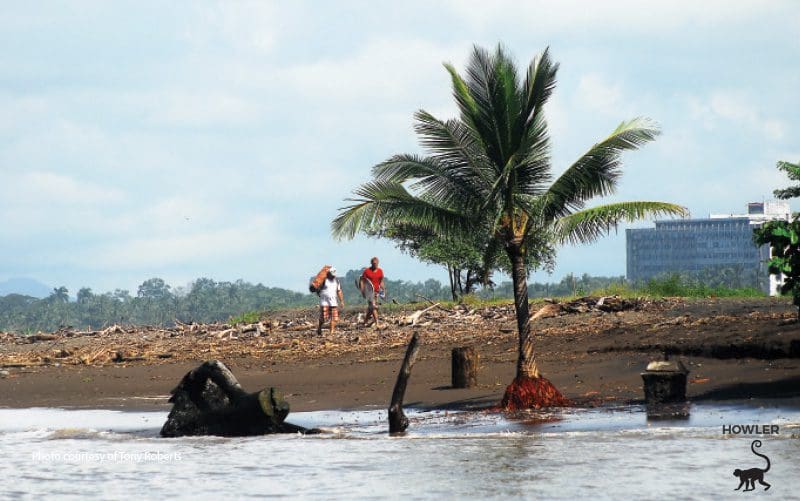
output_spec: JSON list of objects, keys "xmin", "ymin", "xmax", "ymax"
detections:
[{"xmin": 360, "ymin": 256, "xmax": 385, "ymax": 327}]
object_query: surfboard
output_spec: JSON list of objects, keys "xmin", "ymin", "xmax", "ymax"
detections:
[{"xmin": 355, "ymin": 275, "xmax": 375, "ymax": 300}]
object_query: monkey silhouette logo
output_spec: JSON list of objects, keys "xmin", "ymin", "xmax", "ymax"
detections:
[{"xmin": 733, "ymin": 439, "xmax": 771, "ymax": 491}]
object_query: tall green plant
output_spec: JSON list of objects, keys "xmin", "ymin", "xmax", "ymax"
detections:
[
  {"xmin": 754, "ymin": 220, "xmax": 800, "ymax": 318},
  {"xmin": 332, "ymin": 45, "xmax": 686, "ymax": 406},
  {"xmin": 754, "ymin": 159, "xmax": 800, "ymax": 318}
]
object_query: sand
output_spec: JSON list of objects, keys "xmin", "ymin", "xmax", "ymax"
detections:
[{"xmin": 1, "ymin": 297, "xmax": 799, "ymax": 412}]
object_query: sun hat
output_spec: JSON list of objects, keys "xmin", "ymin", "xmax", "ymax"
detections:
[{"xmin": 329, "ymin": 267, "xmax": 337, "ymax": 276}]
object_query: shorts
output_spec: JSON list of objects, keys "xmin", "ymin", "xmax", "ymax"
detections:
[{"xmin": 320, "ymin": 305, "xmax": 339, "ymax": 322}]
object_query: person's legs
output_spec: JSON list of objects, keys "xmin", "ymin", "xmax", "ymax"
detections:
[
  {"xmin": 317, "ymin": 305, "xmax": 329, "ymax": 335},
  {"xmin": 363, "ymin": 304, "xmax": 372, "ymax": 326},
  {"xmin": 329, "ymin": 306, "xmax": 339, "ymax": 335},
  {"xmin": 371, "ymin": 294, "xmax": 379, "ymax": 327},
  {"xmin": 365, "ymin": 296, "xmax": 377, "ymax": 326}
]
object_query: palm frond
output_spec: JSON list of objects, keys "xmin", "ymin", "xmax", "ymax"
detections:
[
  {"xmin": 520, "ymin": 47, "xmax": 558, "ymax": 129},
  {"xmin": 553, "ymin": 201, "xmax": 688, "ymax": 245},
  {"xmin": 443, "ymin": 62, "xmax": 479, "ymax": 130},
  {"xmin": 460, "ymin": 45, "xmax": 521, "ymax": 169},
  {"xmin": 544, "ymin": 117, "xmax": 661, "ymax": 220},
  {"xmin": 514, "ymin": 112, "xmax": 552, "ymax": 196},
  {"xmin": 412, "ymin": 110, "xmax": 495, "ymax": 187},
  {"xmin": 370, "ymin": 153, "xmax": 480, "ymax": 206},
  {"xmin": 331, "ymin": 180, "xmax": 469, "ymax": 240}
]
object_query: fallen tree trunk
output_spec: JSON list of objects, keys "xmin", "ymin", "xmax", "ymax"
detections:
[
  {"xmin": 388, "ymin": 332, "xmax": 420, "ymax": 434},
  {"xmin": 160, "ymin": 360, "xmax": 316, "ymax": 437}
]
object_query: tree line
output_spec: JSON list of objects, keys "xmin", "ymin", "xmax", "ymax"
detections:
[
  {"xmin": 0, "ymin": 272, "xmax": 641, "ymax": 332},
  {"xmin": 0, "ymin": 273, "xmax": 455, "ymax": 332}
]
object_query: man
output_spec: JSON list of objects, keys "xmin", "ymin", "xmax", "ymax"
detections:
[
  {"xmin": 316, "ymin": 267, "xmax": 344, "ymax": 335},
  {"xmin": 361, "ymin": 257, "xmax": 386, "ymax": 327}
]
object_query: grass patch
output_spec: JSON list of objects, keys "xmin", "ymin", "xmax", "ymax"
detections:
[
  {"xmin": 229, "ymin": 310, "xmax": 270, "ymax": 325},
  {"xmin": 591, "ymin": 275, "xmax": 766, "ymax": 299}
]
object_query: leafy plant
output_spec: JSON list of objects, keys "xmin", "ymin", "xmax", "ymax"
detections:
[
  {"xmin": 753, "ymin": 158, "xmax": 800, "ymax": 319},
  {"xmin": 754, "ymin": 219, "xmax": 800, "ymax": 318}
]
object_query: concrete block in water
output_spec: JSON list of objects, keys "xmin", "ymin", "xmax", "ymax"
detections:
[{"xmin": 641, "ymin": 360, "xmax": 689, "ymax": 404}]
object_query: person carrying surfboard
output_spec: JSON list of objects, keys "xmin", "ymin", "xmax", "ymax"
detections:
[
  {"xmin": 316, "ymin": 267, "xmax": 344, "ymax": 336},
  {"xmin": 359, "ymin": 257, "xmax": 385, "ymax": 328}
]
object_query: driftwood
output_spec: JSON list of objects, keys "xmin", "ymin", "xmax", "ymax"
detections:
[
  {"xmin": 160, "ymin": 360, "xmax": 316, "ymax": 437},
  {"xmin": 388, "ymin": 332, "xmax": 420, "ymax": 434},
  {"xmin": 398, "ymin": 303, "xmax": 440, "ymax": 326}
]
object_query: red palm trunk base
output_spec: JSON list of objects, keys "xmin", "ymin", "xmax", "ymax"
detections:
[{"xmin": 500, "ymin": 376, "xmax": 570, "ymax": 411}]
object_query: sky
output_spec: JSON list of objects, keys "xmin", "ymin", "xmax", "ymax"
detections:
[{"xmin": 1, "ymin": 0, "xmax": 798, "ymax": 295}]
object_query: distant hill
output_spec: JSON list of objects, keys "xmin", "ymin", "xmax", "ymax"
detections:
[{"xmin": 0, "ymin": 277, "xmax": 52, "ymax": 298}]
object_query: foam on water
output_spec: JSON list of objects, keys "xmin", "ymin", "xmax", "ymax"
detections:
[{"xmin": 1, "ymin": 402, "xmax": 799, "ymax": 499}]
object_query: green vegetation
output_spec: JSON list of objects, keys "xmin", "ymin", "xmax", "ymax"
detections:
[
  {"xmin": 753, "ymin": 158, "xmax": 800, "ymax": 318},
  {"xmin": 332, "ymin": 44, "xmax": 686, "ymax": 387},
  {"xmin": 0, "ymin": 272, "xmax": 456, "ymax": 332},
  {"xmin": 593, "ymin": 275, "xmax": 764, "ymax": 298},
  {"xmin": 0, "ymin": 272, "xmax": 767, "ymax": 332}
]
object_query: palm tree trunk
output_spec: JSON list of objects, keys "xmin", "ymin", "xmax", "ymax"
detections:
[
  {"xmin": 447, "ymin": 265, "xmax": 457, "ymax": 301},
  {"xmin": 508, "ymin": 245, "xmax": 540, "ymax": 378}
]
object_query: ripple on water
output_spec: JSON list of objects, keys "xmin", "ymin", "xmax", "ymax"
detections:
[{"xmin": 1, "ymin": 403, "xmax": 798, "ymax": 499}]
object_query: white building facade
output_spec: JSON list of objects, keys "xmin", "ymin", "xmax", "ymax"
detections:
[{"xmin": 626, "ymin": 202, "xmax": 790, "ymax": 295}]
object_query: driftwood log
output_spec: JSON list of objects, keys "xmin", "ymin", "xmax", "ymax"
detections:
[
  {"xmin": 388, "ymin": 332, "xmax": 420, "ymax": 434},
  {"xmin": 451, "ymin": 347, "xmax": 478, "ymax": 388},
  {"xmin": 160, "ymin": 360, "xmax": 315, "ymax": 437}
]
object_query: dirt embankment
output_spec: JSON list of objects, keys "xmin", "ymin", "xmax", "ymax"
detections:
[{"xmin": 1, "ymin": 297, "xmax": 799, "ymax": 411}]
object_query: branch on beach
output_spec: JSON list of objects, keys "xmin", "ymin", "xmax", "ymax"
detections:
[{"xmin": 389, "ymin": 332, "xmax": 421, "ymax": 434}]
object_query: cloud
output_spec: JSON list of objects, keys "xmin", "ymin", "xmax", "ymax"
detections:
[
  {"xmin": 0, "ymin": 171, "xmax": 125, "ymax": 207},
  {"xmin": 79, "ymin": 215, "xmax": 282, "ymax": 270},
  {"xmin": 689, "ymin": 90, "xmax": 787, "ymax": 141},
  {"xmin": 181, "ymin": 1, "xmax": 281, "ymax": 53},
  {"xmin": 148, "ymin": 91, "xmax": 264, "ymax": 127},
  {"xmin": 575, "ymin": 74, "xmax": 625, "ymax": 116},
  {"xmin": 443, "ymin": 0, "xmax": 795, "ymax": 34}
]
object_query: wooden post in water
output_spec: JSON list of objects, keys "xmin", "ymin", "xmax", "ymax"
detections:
[
  {"xmin": 388, "ymin": 332, "xmax": 420, "ymax": 434},
  {"xmin": 451, "ymin": 347, "xmax": 478, "ymax": 388}
]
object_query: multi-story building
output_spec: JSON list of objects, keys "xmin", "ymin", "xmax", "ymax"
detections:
[{"xmin": 626, "ymin": 202, "xmax": 791, "ymax": 295}]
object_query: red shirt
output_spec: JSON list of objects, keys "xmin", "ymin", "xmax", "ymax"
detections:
[{"xmin": 362, "ymin": 267, "xmax": 384, "ymax": 291}]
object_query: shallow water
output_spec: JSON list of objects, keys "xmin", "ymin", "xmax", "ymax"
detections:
[{"xmin": 1, "ymin": 402, "xmax": 798, "ymax": 499}]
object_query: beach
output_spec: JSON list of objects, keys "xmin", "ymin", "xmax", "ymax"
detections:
[{"xmin": 2, "ymin": 297, "xmax": 799, "ymax": 412}]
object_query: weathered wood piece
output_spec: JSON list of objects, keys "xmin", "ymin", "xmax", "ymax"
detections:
[
  {"xmin": 388, "ymin": 332, "xmax": 420, "ymax": 434},
  {"xmin": 398, "ymin": 303, "xmax": 440, "ymax": 326},
  {"xmin": 160, "ymin": 360, "xmax": 315, "ymax": 437},
  {"xmin": 451, "ymin": 346, "xmax": 478, "ymax": 388}
]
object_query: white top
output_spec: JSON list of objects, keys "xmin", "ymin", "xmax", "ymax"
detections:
[{"xmin": 319, "ymin": 278, "xmax": 341, "ymax": 305}]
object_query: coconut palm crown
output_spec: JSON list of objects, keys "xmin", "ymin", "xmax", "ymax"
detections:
[{"xmin": 332, "ymin": 45, "xmax": 687, "ymax": 403}]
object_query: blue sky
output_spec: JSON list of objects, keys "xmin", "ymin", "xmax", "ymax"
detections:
[{"xmin": 1, "ymin": 0, "xmax": 798, "ymax": 294}]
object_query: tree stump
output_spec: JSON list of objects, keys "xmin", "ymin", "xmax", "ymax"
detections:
[
  {"xmin": 451, "ymin": 347, "xmax": 478, "ymax": 388},
  {"xmin": 160, "ymin": 360, "xmax": 316, "ymax": 437}
]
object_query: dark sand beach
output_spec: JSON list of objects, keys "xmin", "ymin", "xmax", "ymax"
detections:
[{"xmin": 1, "ymin": 297, "xmax": 799, "ymax": 411}]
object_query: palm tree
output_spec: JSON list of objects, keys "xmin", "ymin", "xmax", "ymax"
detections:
[{"xmin": 332, "ymin": 45, "xmax": 687, "ymax": 408}]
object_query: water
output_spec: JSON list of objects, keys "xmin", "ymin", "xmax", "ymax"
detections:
[{"xmin": 1, "ymin": 403, "xmax": 798, "ymax": 499}]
